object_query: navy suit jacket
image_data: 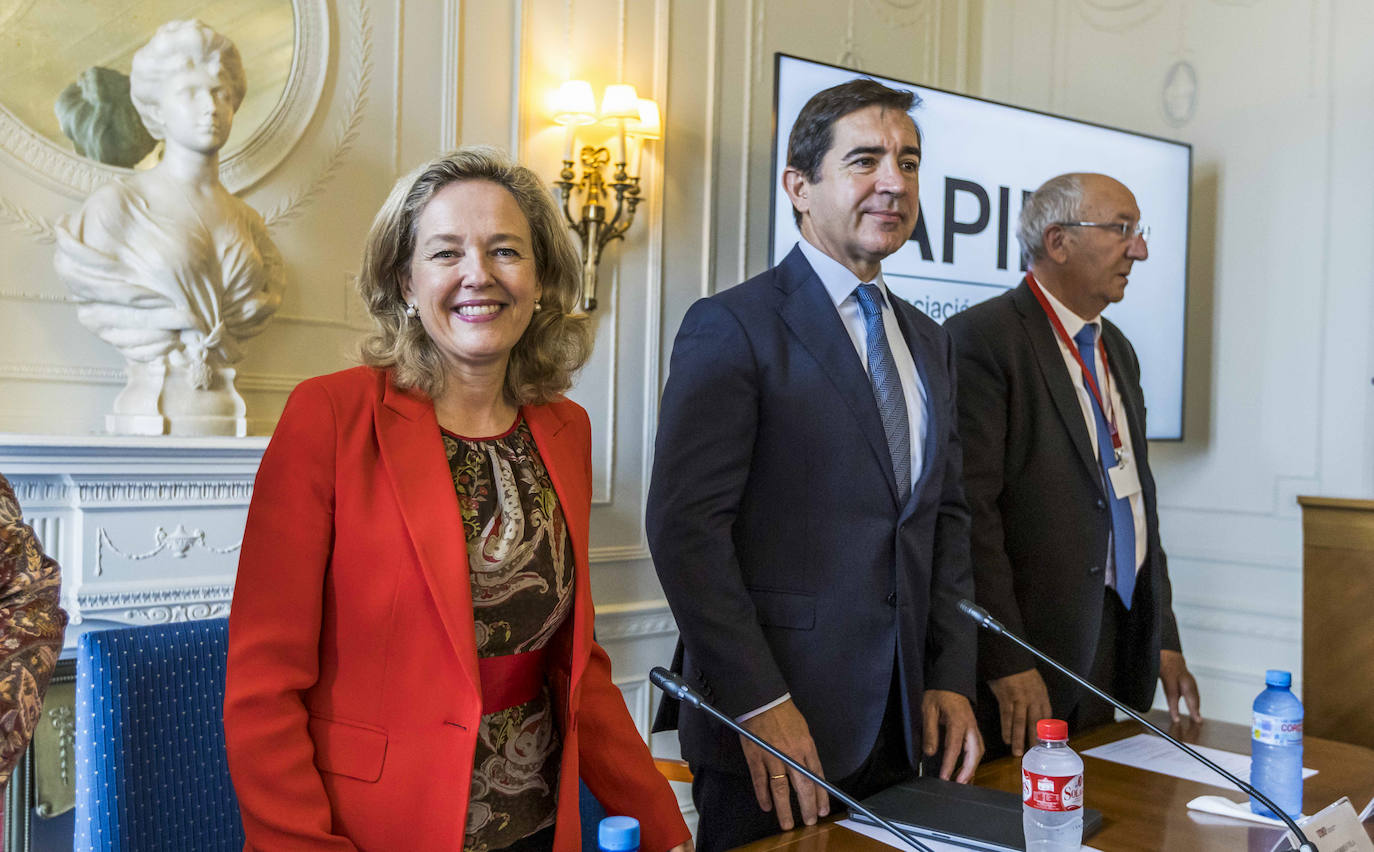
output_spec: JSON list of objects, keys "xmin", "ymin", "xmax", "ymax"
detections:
[
  {"xmin": 944, "ymin": 280, "xmax": 1181, "ymax": 719},
  {"xmin": 647, "ymin": 246, "xmax": 976, "ymax": 779}
]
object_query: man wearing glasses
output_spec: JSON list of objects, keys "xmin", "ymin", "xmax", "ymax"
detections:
[{"xmin": 944, "ymin": 173, "xmax": 1201, "ymax": 760}]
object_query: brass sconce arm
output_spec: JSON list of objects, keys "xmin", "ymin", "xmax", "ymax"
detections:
[{"xmin": 554, "ymin": 146, "xmax": 643, "ymax": 312}]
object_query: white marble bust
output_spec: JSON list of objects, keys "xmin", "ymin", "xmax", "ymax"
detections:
[{"xmin": 53, "ymin": 19, "xmax": 285, "ymax": 437}]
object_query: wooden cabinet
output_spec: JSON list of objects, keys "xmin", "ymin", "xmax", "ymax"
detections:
[{"xmin": 1298, "ymin": 496, "xmax": 1374, "ymax": 750}]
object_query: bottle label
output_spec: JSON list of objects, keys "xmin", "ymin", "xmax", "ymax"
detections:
[
  {"xmin": 1022, "ymin": 769, "xmax": 1083, "ymax": 812},
  {"xmin": 1252, "ymin": 711, "xmax": 1302, "ymax": 746}
]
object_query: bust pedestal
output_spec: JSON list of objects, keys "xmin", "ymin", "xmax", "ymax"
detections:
[{"xmin": 110, "ymin": 359, "xmax": 248, "ymax": 437}]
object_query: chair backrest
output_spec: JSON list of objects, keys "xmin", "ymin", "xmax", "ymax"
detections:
[{"xmin": 74, "ymin": 618, "xmax": 244, "ymax": 851}]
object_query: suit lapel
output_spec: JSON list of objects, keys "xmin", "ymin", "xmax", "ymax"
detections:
[
  {"xmin": 1011, "ymin": 281, "xmax": 1104, "ymax": 492},
  {"xmin": 774, "ymin": 246, "xmax": 900, "ymax": 505},
  {"xmin": 375, "ymin": 377, "xmax": 481, "ymax": 704}
]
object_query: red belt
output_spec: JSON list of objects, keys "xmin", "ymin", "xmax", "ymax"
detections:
[{"xmin": 478, "ymin": 647, "xmax": 549, "ymax": 714}]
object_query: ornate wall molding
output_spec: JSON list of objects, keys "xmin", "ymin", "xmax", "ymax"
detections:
[
  {"xmin": 1162, "ymin": 59, "xmax": 1198, "ymax": 127},
  {"xmin": 77, "ymin": 583, "xmax": 236, "ymax": 627},
  {"xmin": 73, "ymin": 479, "xmax": 254, "ymax": 506},
  {"xmin": 0, "ymin": 194, "xmax": 54, "ymax": 243},
  {"xmin": 12, "ymin": 479, "xmax": 72, "ymax": 506},
  {"xmin": 96, "ymin": 525, "xmax": 241, "ymax": 576},
  {"xmin": 262, "ymin": 0, "xmax": 374, "ymax": 227},
  {"xmin": 0, "ymin": 362, "xmax": 308, "ymax": 394},
  {"xmin": 593, "ymin": 601, "xmax": 677, "ymax": 642},
  {"xmin": 1071, "ymin": 0, "xmax": 1168, "ymax": 33},
  {"xmin": 0, "ymin": 0, "xmax": 329, "ymax": 201}
]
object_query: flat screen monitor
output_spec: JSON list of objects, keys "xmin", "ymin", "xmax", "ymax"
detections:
[{"xmin": 770, "ymin": 53, "xmax": 1191, "ymax": 440}]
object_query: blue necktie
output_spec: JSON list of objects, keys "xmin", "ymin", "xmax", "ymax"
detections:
[
  {"xmin": 1073, "ymin": 324, "xmax": 1136, "ymax": 609},
  {"xmin": 854, "ymin": 283, "xmax": 911, "ymax": 498}
]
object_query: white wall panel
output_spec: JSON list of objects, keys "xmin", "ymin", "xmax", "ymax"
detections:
[{"xmin": 979, "ymin": 0, "xmax": 1374, "ymax": 723}]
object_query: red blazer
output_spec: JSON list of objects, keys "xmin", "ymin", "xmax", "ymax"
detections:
[{"xmin": 224, "ymin": 367, "xmax": 689, "ymax": 852}]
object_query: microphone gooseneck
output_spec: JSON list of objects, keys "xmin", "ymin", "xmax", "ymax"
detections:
[
  {"xmin": 955, "ymin": 599, "xmax": 1317, "ymax": 852},
  {"xmin": 648, "ymin": 667, "xmax": 935, "ymax": 852}
]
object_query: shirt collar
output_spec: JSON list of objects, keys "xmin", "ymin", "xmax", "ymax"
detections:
[
  {"xmin": 1036, "ymin": 276, "xmax": 1100, "ymax": 340},
  {"xmin": 796, "ymin": 239, "xmax": 890, "ymax": 310}
]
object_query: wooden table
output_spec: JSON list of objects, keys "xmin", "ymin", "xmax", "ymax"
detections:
[{"xmin": 734, "ymin": 711, "xmax": 1374, "ymax": 852}]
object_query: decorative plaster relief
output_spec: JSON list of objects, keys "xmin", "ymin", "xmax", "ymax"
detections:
[
  {"xmin": 95, "ymin": 525, "xmax": 241, "ymax": 576},
  {"xmin": 1162, "ymin": 60, "xmax": 1198, "ymax": 127},
  {"xmin": 1072, "ymin": 0, "xmax": 1168, "ymax": 33},
  {"xmin": 45, "ymin": 705, "xmax": 74, "ymax": 788},
  {"xmin": 0, "ymin": 0, "xmax": 329, "ymax": 201},
  {"xmin": 262, "ymin": 0, "xmax": 374, "ymax": 228},
  {"xmin": 77, "ymin": 479, "xmax": 254, "ymax": 506},
  {"xmin": 77, "ymin": 583, "xmax": 236, "ymax": 628}
]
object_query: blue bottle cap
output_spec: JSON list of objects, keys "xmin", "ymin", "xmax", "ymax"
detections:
[
  {"xmin": 1265, "ymin": 669, "xmax": 1292, "ymax": 688},
  {"xmin": 599, "ymin": 816, "xmax": 640, "ymax": 852}
]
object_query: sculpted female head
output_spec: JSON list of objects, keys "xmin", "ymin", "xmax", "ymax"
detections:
[
  {"xmin": 129, "ymin": 19, "xmax": 246, "ymax": 149},
  {"xmin": 358, "ymin": 147, "xmax": 590, "ymax": 406}
]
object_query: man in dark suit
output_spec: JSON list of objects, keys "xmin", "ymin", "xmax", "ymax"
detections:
[
  {"xmin": 647, "ymin": 79, "xmax": 981, "ymax": 852},
  {"xmin": 944, "ymin": 173, "xmax": 1202, "ymax": 761}
]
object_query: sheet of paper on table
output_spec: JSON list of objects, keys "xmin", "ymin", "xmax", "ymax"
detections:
[
  {"xmin": 835, "ymin": 818, "xmax": 1103, "ymax": 852},
  {"xmin": 1082, "ymin": 733, "xmax": 1317, "ymax": 791}
]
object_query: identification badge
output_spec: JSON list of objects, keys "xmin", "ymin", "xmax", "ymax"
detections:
[
  {"xmin": 1107, "ymin": 448, "xmax": 1142, "ymax": 499},
  {"xmin": 1269, "ymin": 796, "xmax": 1374, "ymax": 852}
]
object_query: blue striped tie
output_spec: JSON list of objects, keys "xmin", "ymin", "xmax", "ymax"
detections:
[
  {"xmin": 1073, "ymin": 324, "xmax": 1135, "ymax": 609},
  {"xmin": 854, "ymin": 283, "xmax": 911, "ymax": 498}
]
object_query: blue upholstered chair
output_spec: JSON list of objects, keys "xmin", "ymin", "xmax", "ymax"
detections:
[{"xmin": 74, "ymin": 618, "xmax": 244, "ymax": 851}]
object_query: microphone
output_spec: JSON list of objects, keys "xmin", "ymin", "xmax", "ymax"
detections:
[
  {"xmin": 648, "ymin": 667, "xmax": 935, "ymax": 852},
  {"xmin": 957, "ymin": 598, "xmax": 1317, "ymax": 852}
]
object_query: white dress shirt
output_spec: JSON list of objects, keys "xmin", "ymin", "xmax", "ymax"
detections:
[
  {"xmin": 1038, "ymin": 284, "xmax": 1147, "ymax": 584},
  {"xmin": 797, "ymin": 238, "xmax": 929, "ymax": 487}
]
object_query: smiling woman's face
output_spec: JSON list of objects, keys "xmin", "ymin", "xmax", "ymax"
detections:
[{"xmin": 402, "ymin": 179, "xmax": 543, "ymax": 379}]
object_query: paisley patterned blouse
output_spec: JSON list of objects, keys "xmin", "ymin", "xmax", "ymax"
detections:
[
  {"xmin": 443, "ymin": 420, "xmax": 575, "ymax": 852},
  {"xmin": 0, "ymin": 474, "xmax": 68, "ymax": 784}
]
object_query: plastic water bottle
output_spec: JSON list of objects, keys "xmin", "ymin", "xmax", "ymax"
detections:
[
  {"xmin": 1250, "ymin": 669, "xmax": 1303, "ymax": 819},
  {"xmin": 598, "ymin": 816, "xmax": 640, "ymax": 852},
  {"xmin": 1022, "ymin": 718, "xmax": 1084, "ymax": 851}
]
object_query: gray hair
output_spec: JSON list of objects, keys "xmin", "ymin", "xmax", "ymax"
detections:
[
  {"xmin": 1017, "ymin": 173, "xmax": 1085, "ymax": 265},
  {"xmin": 130, "ymin": 19, "xmax": 246, "ymax": 141}
]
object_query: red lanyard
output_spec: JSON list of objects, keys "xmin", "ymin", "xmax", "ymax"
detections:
[{"xmin": 1026, "ymin": 272, "xmax": 1123, "ymax": 462}]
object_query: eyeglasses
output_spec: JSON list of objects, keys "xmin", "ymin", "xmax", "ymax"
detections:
[{"xmin": 1057, "ymin": 221, "xmax": 1149, "ymax": 242}]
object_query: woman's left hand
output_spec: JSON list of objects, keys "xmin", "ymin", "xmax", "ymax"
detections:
[{"xmin": 667, "ymin": 840, "xmax": 695, "ymax": 852}]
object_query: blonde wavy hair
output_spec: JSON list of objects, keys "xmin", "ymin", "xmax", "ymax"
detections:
[{"xmin": 357, "ymin": 147, "xmax": 591, "ymax": 405}]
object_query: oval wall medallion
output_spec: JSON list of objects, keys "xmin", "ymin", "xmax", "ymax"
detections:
[{"xmin": 1162, "ymin": 60, "xmax": 1198, "ymax": 127}]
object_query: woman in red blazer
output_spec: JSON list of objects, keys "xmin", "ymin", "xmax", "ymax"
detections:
[{"xmin": 224, "ymin": 147, "xmax": 692, "ymax": 852}]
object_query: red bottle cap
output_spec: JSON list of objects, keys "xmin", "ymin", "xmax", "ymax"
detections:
[{"xmin": 1037, "ymin": 719, "xmax": 1068, "ymax": 742}]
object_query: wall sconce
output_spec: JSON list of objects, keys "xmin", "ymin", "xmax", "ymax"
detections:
[{"xmin": 551, "ymin": 80, "xmax": 662, "ymax": 311}]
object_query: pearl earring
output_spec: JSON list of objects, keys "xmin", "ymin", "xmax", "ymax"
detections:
[
  {"xmin": 533, "ymin": 299, "xmax": 543, "ymax": 313},
  {"xmin": 404, "ymin": 302, "xmax": 418, "ymax": 318}
]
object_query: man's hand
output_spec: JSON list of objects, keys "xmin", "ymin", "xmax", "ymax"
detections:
[
  {"xmin": 1159, "ymin": 649, "xmax": 1201, "ymax": 723},
  {"xmin": 667, "ymin": 840, "xmax": 695, "ymax": 852},
  {"xmin": 921, "ymin": 690, "xmax": 983, "ymax": 783},
  {"xmin": 986, "ymin": 668, "xmax": 1054, "ymax": 757},
  {"xmin": 739, "ymin": 700, "xmax": 830, "ymax": 832}
]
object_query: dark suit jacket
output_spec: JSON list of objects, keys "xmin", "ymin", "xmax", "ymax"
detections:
[
  {"xmin": 224, "ymin": 367, "xmax": 690, "ymax": 852},
  {"xmin": 647, "ymin": 246, "xmax": 976, "ymax": 779},
  {"xmin": 944, "ymin": 280, "xmax": 1181, "ymax": 719}
]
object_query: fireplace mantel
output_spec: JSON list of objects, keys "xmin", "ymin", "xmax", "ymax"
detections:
[{"xmin": 0, "ymin": 434, "xmax": 267, "ymax": 647}]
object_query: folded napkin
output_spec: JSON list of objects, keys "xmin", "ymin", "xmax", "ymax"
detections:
[{"xmin": 1186, "ymin": 795, "xmax": 1304, "ymax": 826}]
